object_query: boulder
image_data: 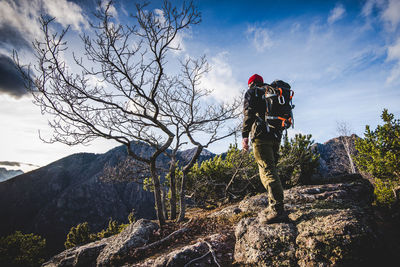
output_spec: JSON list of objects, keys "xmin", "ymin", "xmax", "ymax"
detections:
[
  {"xmin": 135, "ymin": 234, "xmax": 227, "ymax": 267},
  {"xmin": 42, "ymin": 237, "xmax": 113, "ymax": 267},
  {"xmin": 42, "ymin": 219, "xmax": 158, "ymax": 267},
  {"xmin": 234, "ymin": 177, "xmax": 380, "ymax": 266}
]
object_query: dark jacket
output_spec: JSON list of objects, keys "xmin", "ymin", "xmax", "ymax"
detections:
[{"xmin": 242, "ymin": 87, "xmax": 282, "ymax": 141}]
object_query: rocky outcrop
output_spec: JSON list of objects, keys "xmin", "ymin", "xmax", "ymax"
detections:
[
  {"xmin": 138, "ymin": 234, "xmax": 228, "ymax": 267},
  {"xmin": 234, "ymin": 174, "xmax": 380, "ymax": 266},
  {"xmin": 97, "ymin": 219, "xmax": 159, "ymax": 266},
  {"xmin": 42, "ymin": 175, "xmax": 382, "ymax": 266},
  {"xmin": 314, "ymin": 135, "xmax": 358, "ymax": 177},
  {"xmin": 43, "ymin": 219, "xmax": 158, "ymax": 267}
]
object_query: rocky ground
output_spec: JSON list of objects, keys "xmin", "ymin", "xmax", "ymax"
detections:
[{"xmin": 43, "ymin": 174, "xmax": 399, "ymax": 267}]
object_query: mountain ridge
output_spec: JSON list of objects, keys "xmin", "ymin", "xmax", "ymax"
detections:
[
  {"xmin": 0, "ymin": 167, "xmax": 23, "ymax": 182},
  {"xmin": 0, "ymin": 142, "xmax": 216, "ymax": 255}
]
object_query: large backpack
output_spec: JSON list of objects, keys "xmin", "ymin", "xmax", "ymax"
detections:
[{"xmin": 263, "ymin": 80, "xmax": 294, "ymax": 132}]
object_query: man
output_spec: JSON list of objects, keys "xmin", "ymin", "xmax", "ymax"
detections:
[{"xmin": 242, "ymin": 74, "xmax": 286, "ymax": 224}]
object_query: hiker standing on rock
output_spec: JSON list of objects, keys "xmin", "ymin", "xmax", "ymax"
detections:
[{"xmin": 242, "ymin": 74, "xmax": 294, "ymax": 223}]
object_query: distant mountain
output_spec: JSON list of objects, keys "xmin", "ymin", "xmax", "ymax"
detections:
[
  {"xmin": 0, "ymin": 142, "xmax": 215, "ymax": 255},
  {"xmin": 313, "ymin": 135, "xmax": 359, "ymax": 177},
  {"xmin": 0, "ymin": 161, "xmax": 40, "ymax": 173},
  {"xmin": 178, "ymin": 147, "xmax": 216, "ymax": 164},
  {"xmin": 0, "ymin": 167, "xmax": 23, "ymax": 182}
]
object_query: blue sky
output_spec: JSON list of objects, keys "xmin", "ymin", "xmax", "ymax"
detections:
[{"xmin": 0, "ymin": 0, "xmax": 399, "ymax": 170}]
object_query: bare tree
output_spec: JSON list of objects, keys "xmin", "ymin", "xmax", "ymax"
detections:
[
  {"xmin": 159, "ymin": 57, "xmax": 241, "ymax": 221},
  {"xmin": 336, "ymin": 121, "xmax": 356, "ymax": 174},
  {"xmin": 14, "ymin": 1, "xmax": 201, "ymax": 226}
]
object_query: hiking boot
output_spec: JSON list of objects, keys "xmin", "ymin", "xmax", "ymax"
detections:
[{"xmin": 259, "ymin": 208, "xmax": 288, "ymax": 224}]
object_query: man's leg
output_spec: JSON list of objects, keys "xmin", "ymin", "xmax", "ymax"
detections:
[{"xmin": 253, "ymin": 139, "xmax": 285, "ymax": 222}]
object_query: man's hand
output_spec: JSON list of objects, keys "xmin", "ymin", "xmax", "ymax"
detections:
[{"xmin": 242, "ymin": 137, "xmax": 249, "ymax": 152}]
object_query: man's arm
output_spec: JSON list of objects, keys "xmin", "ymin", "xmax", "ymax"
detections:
[{"xmin": 242, "ymin": 89, "xmax": 256, "ymax": 150}]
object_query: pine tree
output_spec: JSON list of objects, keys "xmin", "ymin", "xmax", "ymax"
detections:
[{"xmin": 354, "ymin": 109, "xmax": 400, "ymax": 181}]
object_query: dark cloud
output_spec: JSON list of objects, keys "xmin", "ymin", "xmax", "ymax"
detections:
[
  {"xmin": 0, "ymin": 161, "xmax": 40, "ymax": 167},
  {"xmin": 0, "ymin": 161, "xmax": 21, "ymax": 167},
  {"xmin": 0, "ymin": 53, "xmax": 31, "ymax": 98},
  {"xmin": 0, "ymin": 25, "xmax": 32, "ymax": 50}
]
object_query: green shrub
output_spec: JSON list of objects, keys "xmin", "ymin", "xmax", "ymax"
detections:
[
  {"xmin": 64, "ymin": 222, "xmax": 94, "ymax": 249},
  {"xmin": 354, "ymin": 109, "xmax": 400, "ymax": 209},
  {"xmin": 186, "ymin": 144, "xmax": 263, "ymax": 205},
  {"xmin": 374, "ymin": 179, "xmax": 397, "ymax": 208},
  {"xmin": 65, "ymin": 217, "xmax": 131, "ymax": 249},
  {"xmin": 0, "ymin": 231, "xmax": 46, "ymax": 267},
  {"xmin": 354, "ymin": 109, "xmax": 400, "ymax": 181},
  {"xmin": 278, "ymin": 133, "xmax": 320, "ymax": 188},
  {"xmin": 96, "ymin": 219, "xmax": 127, "ymax": 239}
]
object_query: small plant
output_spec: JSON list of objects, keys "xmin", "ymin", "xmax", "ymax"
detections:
[{"xmin": 128, "ymin": 209, "xmax": 136, "ymax": 224}]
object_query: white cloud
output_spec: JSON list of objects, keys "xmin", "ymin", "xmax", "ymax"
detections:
[
  {"xmin": 382, "ymin": 0, "xmax": 400, "ymax": 30},
  {"xmin": 246, "ymin": 25, "xmax": 273, "ymax": 52},
  {"xmin": 99, "ymin": 0, "xmax": 118, "ymax": 18},
  {"xmin": 154, "ymin": 8, "xmax": 187, "ymax": 53},
  {"xmin": 386, "ymin": 38, "xmax": 400, "ymax": 82},
  {"xmin": 328, "ymin": 4, "xmax": 346, "ymax": 24},
  {"xmin": 43, "ymin": 0, "xmax": 88, "ymax": 31},
  {"xmin": 362, "ymin": 0, "xmax": 400, "ymax": 30},
  {"xmin": 361, "ymin": 0, "xmax": 400, "ymax": 83},
  {"xmin": 0, "ymin": 0, "xmax": 42, "ymax": 46},
  {"xmin": 201, "ymin": 52, "xmax": 241, "ymax": 102},
  {"xmin": 0, "ymin": 0, "xmax": 88, "ymax": 50},
  {"xmin": 0, "ymin": 95, "xmax": 118, "ymax": 166},
  {"xmin": 387, "ymin": 38, "xmax": 400, "ymax": 60}
]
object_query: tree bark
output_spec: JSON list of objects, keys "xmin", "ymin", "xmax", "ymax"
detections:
[
  {"xmin": 162, "ymin": 186, "xmax": 169, "ymax": 220},
  {"xmin": 178, "ymin": 145, "xmax": 203, "ymax": 222},
  {"xmin": 342, "ymin": 137, "xmax": 356, "ymax": 174},
  {"xmin": 169, "ymin": 160, "xmax": 177, "ymax": 220},
  {"xmin": 177, "ymin": 171, "xmax": 188, "ymax": 222},
  {"xmin": 150, "ymin": 161, "xmax": 165, "ymax": 225}
]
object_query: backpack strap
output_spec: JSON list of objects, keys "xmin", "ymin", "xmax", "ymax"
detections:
[{"xmin": 266, "ymin": 116, "xmax": 293, "ymax": 129}]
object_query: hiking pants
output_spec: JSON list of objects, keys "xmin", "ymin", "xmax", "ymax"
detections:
[{"xmin": 252, "ymin": 138, "xmax": 284, "ymax": 212}]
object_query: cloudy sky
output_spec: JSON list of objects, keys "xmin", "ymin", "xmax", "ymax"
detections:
[{"xmin": 0, "ymin": 0, "xmax": 399, "ymax": 171}]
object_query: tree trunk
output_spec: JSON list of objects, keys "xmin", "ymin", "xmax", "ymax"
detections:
[
  {"xmin": 169, "ymin": 161, "xmax": 177, "ymax": 220},
  {"xmin": 150, "ymin": 161, "xmax": 165, "ymax": 225},
  {"xmin": 343, "ymin": 138, "xmax": 356, "ymax": 174},
  {"xmin": 178, "ymin": 145, "xmax": 203, "ymax": 222},
  {"xmin": 162, "ymin": 186, "xmax": 169, "ymax": 220},
  {"xmin": 178, "ymin": 171, "xmax": 188, "ymax": 222}
]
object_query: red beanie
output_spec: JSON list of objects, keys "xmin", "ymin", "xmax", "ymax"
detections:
[{"xmin": 248, "ymin": 74, "xmax": 263, "ymax": 85}]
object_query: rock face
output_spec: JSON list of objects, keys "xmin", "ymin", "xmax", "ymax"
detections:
[
  {"xmin": 43, "ymin": 219, "xmax": 159, "ymax": 267},
  {"xmin": 314, "ymin": 135, "xmax": 358, "ymax": 177},
  {"xmin": 234, "ymin": 174, "xmax": 380, "ymax": 266}
]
